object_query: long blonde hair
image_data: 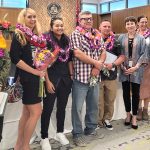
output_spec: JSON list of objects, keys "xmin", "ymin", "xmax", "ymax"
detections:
[{"xmin": 15, "ymin": 8, "xmax": 42, "ymax": 46}]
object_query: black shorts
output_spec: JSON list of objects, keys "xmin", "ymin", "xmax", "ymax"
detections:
[{"xmin": 21, "ymin": 81, "xmax": 42, "ymax": 105}]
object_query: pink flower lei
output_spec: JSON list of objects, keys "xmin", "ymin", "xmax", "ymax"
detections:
[
  {"xmin": 104, "ymin": 31, "xmax": 115, "ymax": 51},
  {"xmin": 44, "ymin": 33, "xmax": 70, "ymax": 62},
  {"xmin": 143, "ymin": 28, "xmax": 150, "ymax": 38},
  {"xmin": 76, "ymin": 26, "xmax": 102, "ymax": 50},
  {"xmin": 16, "ymin": 23, "xmax": 46, "ymax": 48}
]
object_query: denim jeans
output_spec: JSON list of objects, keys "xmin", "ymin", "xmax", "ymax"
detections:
[{"xmin": 72, "ymin": 80, "xmax": 99, "ymax": 138}]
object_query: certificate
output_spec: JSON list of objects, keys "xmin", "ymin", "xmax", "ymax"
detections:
[{"xmin": 105, "ymin": 51, "xmax": 117, "ymax": 64}]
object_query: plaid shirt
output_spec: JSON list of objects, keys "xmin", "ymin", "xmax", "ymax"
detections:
[{"xmin": 70, "ymin": 29, "xmax": 102, "ymax": 84}]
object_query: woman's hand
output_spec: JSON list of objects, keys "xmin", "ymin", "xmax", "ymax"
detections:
[
  {"xmin": 34, "ymin": 69, "xmax": 46, "ymax": 77},
  {"xmin": 46, "ymin": 80, "xmax": 55, "ymax": 94},
  {"xmin": 124, "ymin": 66, "xmax": 137, "ymax": 75}
]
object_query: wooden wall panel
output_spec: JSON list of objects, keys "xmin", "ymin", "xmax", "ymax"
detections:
[
  {"xmin": 29, "ymin": 0, "xmax": 78, "ymax": 35},
  {"xmin": 112, "ymin": 5, "xmax": 150, "ymax": 34},
  {"xmin": 93, "ymin": 13, "xmax": 99, "ymax": 29}
]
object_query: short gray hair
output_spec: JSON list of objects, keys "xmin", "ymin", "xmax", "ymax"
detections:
[{"xmin": 78, "ymin": 11, "xmax": 92, "ymax": 19}]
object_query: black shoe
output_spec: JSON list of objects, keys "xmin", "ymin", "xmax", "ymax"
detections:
[
  {"xmin": 131, "ymin": 124, "xmax": 138, "ymax": 129},
  {"xmin": 124, "ymin": 121, "xmax": 131, "ymax": 126},
  {"xmin": 124, "ymin": 115, "xmax": 132, "ymax": 126},
  {"xmin": 103, "ymin": 120, "xmax": 113, "ymax": 130}
]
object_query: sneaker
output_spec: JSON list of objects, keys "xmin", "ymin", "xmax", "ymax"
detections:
[
  {"xmin": 86, "ymin": 130, "xmax": 105, "ymax": 139},
  {"xmin": 73, "ymin": 136, "xmax": 86, "ymax": 147},
  {"xmin": 55, "ymin": 133, "xmax": 69, "ymax": 145},
  {"xmin": 103, "ymin": 120, "xmax": 113, "ymax": 130},
  {"xmin": 40, "ymin": 138, "xmax": 51, "ymax": 150}
]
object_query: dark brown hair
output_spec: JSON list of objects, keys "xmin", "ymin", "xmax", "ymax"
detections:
[
  {"xmin": 50, "ymin": 17, "xmax": 63, "ymax": 29},
  {"xmin": 137, "ymin": 15, "xmax": 148, "ymax": 22},
  {"xmin": 125, "ymin": 16, "xmax": 137, "ymax": 24}
]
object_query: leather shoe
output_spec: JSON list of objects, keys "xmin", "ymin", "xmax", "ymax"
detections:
[
  {"xmin": 131, "ymin": 124, "xmax": 138, "ymax": 129},
  {"xmin": 124, "ymin": 115, "xmax": 132, "ymax": 126}
]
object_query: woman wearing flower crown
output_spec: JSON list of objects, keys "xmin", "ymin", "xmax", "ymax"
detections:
[
  {"xmin": 137, "ymin": 15, "xmax": 150, "ymax": 121},
  {"xmin": 40, "ymin": 17, "xmax": 72, "ymax": 150},
  {"xmin": 118, "ymin": 16, "xmax": 146, "ymax": 129},
  {"xmin": 10, "ymin": 8, "xmax": 45, "ymax": 150}
]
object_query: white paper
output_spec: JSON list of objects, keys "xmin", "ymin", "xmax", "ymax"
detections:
[
  {"xmin": 105, "ymin": 51, "xmax": 117, "ymax": 64},
  {"xmin": 0, "ymin": 92, "xmax": 8, "ymax": 115}
]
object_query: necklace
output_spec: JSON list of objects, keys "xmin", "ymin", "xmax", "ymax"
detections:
[
  {"xmin": 16, "ymin": 23, "xmax": 46, "ymax": 48},
  {"xmin": 76, "ymin": 26, "xmax": 102, "ymax": 50},
  {"xmin": 44, "ymin": 33, "xmax": 70, "ymax": 62},
  {"xmin": 103, "ymin": 31, "xmax": 115, "ymax": 51},
  {"xmin": 137, "ymin": 28, "xmax": 150, "ymax": 38}
]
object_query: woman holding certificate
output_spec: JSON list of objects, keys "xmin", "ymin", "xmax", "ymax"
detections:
[{"xmin": 118, "ymin": 16, "xmax": 146, "ymax": 129}]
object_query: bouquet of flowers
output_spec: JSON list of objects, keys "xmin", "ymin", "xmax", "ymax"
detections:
[
  {"xmin": 0, "ymin": 14, "xmax": 15, "ymax": 39},
  {"xmin": 34, "ymin": 46, "xmax": 60, "ymax": 97}
]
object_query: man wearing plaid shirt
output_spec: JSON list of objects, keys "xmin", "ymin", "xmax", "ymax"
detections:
[{"xmin": 70, "ymin": 11, "xmax": 106, "ymax": 147}]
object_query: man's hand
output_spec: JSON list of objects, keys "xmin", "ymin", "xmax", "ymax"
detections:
[
  {"xmin": 91, "ymin": 68, "xmax": 100, "ymax": 76},
  {"xmin": 94, "ymin": 60, "xmax": 103, "ymax": 71},
  {"xmin": 104, "ymin": 63, "xmax": 113, "ymax": 70}
]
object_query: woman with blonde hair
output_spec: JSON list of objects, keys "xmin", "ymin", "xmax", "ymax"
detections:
[{"xmin": 10, "ymin": 8, "xmax": 45, "ymax": 150}]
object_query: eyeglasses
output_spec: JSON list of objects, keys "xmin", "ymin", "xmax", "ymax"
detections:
[{"xmin": 80, "ymin": 17, "xmax": 93, "ymax": 22}]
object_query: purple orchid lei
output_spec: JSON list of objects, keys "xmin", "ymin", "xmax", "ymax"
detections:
[
  {"xmin": 143, "ymin": 28, "xmax": 150, "ymax": 38},
  {"xmin": 16, "ymin": 23, "xmax": 46, "ymax": 48},
  {"xmin": 76, "ymin": 26, "xmax": 102, "ymax": 50},
  {"xmin": 44, "ymin": 33, "xmax": 70, "ymax": 62},
  {"xmin": 104, "ymin": 32, "xmax": 115, "ymax": 51}
]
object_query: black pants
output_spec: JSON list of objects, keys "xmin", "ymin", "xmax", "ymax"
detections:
[
  {"xmin": 41, "ymin": 79, "xmax": 71, "ymax": 139},
  {"xmin": 122, "ymin": 81, "xmax": 140, "ymax": 115}
]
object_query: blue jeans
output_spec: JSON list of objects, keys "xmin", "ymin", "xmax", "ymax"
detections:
[{"xmin": 72, "ymin": 80, "xmax": 99, "ymax": 138}]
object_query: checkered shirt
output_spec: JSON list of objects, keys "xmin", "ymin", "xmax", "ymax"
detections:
[{"xmin": 70, "ymin": 29, "xmax": 102, "ymax": 84}]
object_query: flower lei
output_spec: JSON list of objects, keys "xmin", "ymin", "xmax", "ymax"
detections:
[
  {"xmin": 44, "ymin": 33, "xmax": 70, "ymax": 62},
  {"xmin": 143, "ymin": 28, "xmax": 150, "ymax": 38},
  {"xmin": 103, "ymin": 31, "xmax": 115, "ymax": 51},
  {"xmin": 76, "ymin": 26, "xmax": 102, "ymax": 50},
  {"xmin": 16, "ymin": 23, "xmax": 46, "ymax": 48},
  {"xmin": 137, "ymin": 28, "xmax": 150, "ymax": 39}
]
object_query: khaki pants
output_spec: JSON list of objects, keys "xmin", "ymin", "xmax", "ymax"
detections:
[{"xmin": 99, "ymin": 80, "xmax": 117, "ymax": 123}]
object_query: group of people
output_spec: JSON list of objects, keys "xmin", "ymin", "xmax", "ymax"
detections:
[{"xmin": 9, "ymin": 8, "xmax": 150, "ymax": 150}]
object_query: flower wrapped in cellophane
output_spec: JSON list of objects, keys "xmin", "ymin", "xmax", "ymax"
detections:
[
  {"xmin": 34, "ymin": 46, "xmax": 60, "ymax": 70},
  {"xmin": 33, "ymin": 46, "xmax": 60, "ymax": 97}
]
